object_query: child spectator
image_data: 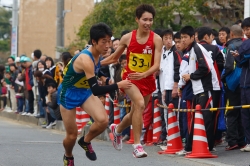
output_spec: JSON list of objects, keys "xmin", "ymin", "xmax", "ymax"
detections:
[
  {"xmin": 0, "ymin": 79, "xmax": 7, "ymax": 111},
  {"xmin": 46, "ymin": 82, "xmax": 62, "ymax": 121}
]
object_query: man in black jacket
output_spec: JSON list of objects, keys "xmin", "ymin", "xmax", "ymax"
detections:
[{"xmin": 222, "ymin": 25, "xmax": 246, "ymax": 150}]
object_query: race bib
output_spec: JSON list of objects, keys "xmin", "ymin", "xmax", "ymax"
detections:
[
  {"xmin": 128, "ymin": 53, "xmax": 152, "ymax": 72},
  {"xmin": 74, "ymin": 76, "xmax": 90, "ymax": 88}
]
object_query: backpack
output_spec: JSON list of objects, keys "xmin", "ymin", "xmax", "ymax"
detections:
[{"xmin": 225, "ymin": 44, "xmax": 242, "ymax": 92}]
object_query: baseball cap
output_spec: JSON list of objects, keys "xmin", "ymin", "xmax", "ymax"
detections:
[{"xmin": 20, "ymin": 56, "xmax": 32, "ymax": 62}]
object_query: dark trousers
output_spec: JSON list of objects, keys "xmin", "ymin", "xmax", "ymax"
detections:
[
  {"xmin": 28, "ymin": 90, "xmax": 34, "ymax": 113},
  {"xmin": 241, "ymin": 88, "xmax": 250, "ymax": 144},
  {"xmin": 185, "ymin": 91, "xmax": 215, "ymax": 151},
  {"xmin": 225, "ymin": 87, "xmax": 245, "ymax": 146}
]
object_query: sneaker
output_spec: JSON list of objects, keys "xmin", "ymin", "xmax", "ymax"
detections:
[
  {"xmin": 51, "ymin": 121, "xmax": 57, "ymax": 126},
  {"xmin": 225, "ymin": 144, "xmax": 238, "ymax": 151},
  {"xmin": 176, "ymin": 149, "xmax": 187, "ymax": 156},
  {"xmin": 21, "ymin": 112, "xmax": 27, "ymax": 116},
  {"xmin": 132, "ymin": 144, "xmax": 147, "ymax": 158},
  {"xmin": 46, "ymin": 123, "xmax": 53, "ymax": 129},
  {"xmin": 109, "ymin": 124, "xmax": 122, "ymax": 151},
  {"xmin": 240, "ymin": 144, "xmax": 250, "ymax": 152},
  {"xmin": 78, "ymin": 136, "xmax": 97, "ymax": 161},
  {"xmin": 63, "ymin": 155, "xmax": 74, "ymax": 166},
  {"xmin": 26, "ymin": 113, "xmax": 32, "ymax": 116}
]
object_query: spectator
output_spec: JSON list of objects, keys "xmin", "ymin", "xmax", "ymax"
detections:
[
  {"xmin": 177, "ymin": 26, "xmax": 220, "ymax": 155},
  {"xmin": 0, "ymin": 65, "xmax": 5, "ymax": 80},
  {"xmin": 45, "ymin": 57, "xmax": 56, "ymax": 78},
  {"xmin": 234, "ymin": 17, "xmax": 250, "ymax": 152},
  {"xmin": 34, "ymin": 70, "xmax": 56, "ymax": 127},
  {"xmin": 19, "ymin": 56, "xmax": 34, "ymax": 116},
  {"xmin": 112, "ymin": 38, "xmax": 120, "ymax": 51},
  {"xmin": 54, "ymin": 62, "xmax": 63, "ymax": 87},
  {"xmin": 46, "ymin": 82, "xmax": 62, "ymax": 123},
  {"xmin": 9, "ymin": 63, "xmax": 19, "ymax": 113},
  {"xmin": 31, "ymin": 50, "xmax": 42, "ymax": 116},
  {"xmin": 40, "ymin": 55, "xmax": 47, "ymax": 62},
  {"xmin": 61, "ymin": 52, "xmax": 73, "ymax": 68},
  {"xmin": 222, "ymin": 24, "xmax": 245, "ymax": 150},
  {"xmin": 219, "ymin": 27, "xmax": 230, "ymax": 47},
  {"xmin": 0, "ymin": 79, "xmax": 7, "ymax": 111}
]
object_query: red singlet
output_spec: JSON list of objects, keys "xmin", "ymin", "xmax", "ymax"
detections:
[{"xmin": 122, "ymin": 30, "xmax": 156, "ymax": 96}]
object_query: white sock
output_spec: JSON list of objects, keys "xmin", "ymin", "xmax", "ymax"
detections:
[
  {"xmin": 114, "ymin": 126, "xmax": 122, "ymax": 136},
  {"xmin": 133, "ymin": 144, "xmax": 141, "ymax": 148}
]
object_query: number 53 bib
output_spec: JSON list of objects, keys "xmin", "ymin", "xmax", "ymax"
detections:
[{"xmin": 128, "ymin": 52, "xmax": 152, "ymax": 73}]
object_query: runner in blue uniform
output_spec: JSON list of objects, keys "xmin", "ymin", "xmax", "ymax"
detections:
[{"xmin": 59, "ymin": 23, "xmax": 132, "ymax": 166}]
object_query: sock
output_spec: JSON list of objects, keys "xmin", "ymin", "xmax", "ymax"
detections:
[
  {"xmin": 114, "ymin": 126, "xmax": 122, "ymax": 136},
  {"xmin": 133, "ymin": 144, "xmax": 141, "ymax": 148}
]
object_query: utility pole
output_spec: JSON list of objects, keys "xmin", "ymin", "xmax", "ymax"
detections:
[
  {"xmin": 11, "ymin": 0, "xmax": 18, "ymax": 58},
  {"xmin": 244, "ymin": 0, "xmax": 250, "ymax": 18},
  {"xmin": 56, "ymin": 0, "xmax": 64, "ymax": 59}
]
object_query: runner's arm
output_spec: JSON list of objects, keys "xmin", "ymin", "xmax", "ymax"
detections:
[
  {"xmin": 101, "ymin": 33, "xmax": 130, "ymax": 66},
  {"xmin": 143, "ymin": 34, "xmax": 162, "ymax": 77}
]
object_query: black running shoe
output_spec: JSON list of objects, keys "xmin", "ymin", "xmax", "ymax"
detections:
[
  {"xmin": 78, "ymin": 136, "xmax": 97, "ymax": 161},
  {"xmin": 63, "ymin": 155, "xmax": 74, "ymax": 166}
]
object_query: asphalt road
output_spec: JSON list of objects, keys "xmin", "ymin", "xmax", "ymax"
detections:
[{"xmin": 0, "ymin": 117, "xmax": 249, "ymax": 166}]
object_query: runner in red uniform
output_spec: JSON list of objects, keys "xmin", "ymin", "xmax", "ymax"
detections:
[{"xmin": 101, "ymin": 4, "xmax": 162, "ymax": 158}]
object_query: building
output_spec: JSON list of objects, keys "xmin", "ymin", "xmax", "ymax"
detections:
[{"xmin": 18, "ymin": 0, "xmax": 94, "ymax": 59}]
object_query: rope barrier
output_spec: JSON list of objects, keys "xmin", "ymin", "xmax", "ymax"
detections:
[
  {"xmin": 157, "ymin": 103, "xmax": 250, "ymax": 112},
  {"xmin": 107, "ymin": 94, "xmax": 131, "ymax": 108}
]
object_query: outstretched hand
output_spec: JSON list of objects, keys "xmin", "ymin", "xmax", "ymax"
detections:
[
  {"xmin": 117, "ymin": 79, "xmax": 132, "ymax": 89},
  {"xmin": 128, "ymin": 72, "xmax": 146, "ymax": 80}
]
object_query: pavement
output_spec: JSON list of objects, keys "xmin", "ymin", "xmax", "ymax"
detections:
[{"xmin": 0, "ymin": 112, "xmax": 250, "ymax": 166}]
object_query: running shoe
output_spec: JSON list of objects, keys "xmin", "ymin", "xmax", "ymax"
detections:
[
  {"xmin": 240, "ymin": 144, "xmax": 250, "ymax": 152},
  {"xmin": 132, "ymin": 144, "xmax": 147, "ymax": 158},
  {"xmin": 109, "ymin": 124, "xmax": 122, "ymax": 151},
  {"xmin": 63, "ymin": 155, "xmax": 74, "ymax": 166},
  {"xmin": 78, "ymin": 136, "xmax": 97, "ymax": 161}
]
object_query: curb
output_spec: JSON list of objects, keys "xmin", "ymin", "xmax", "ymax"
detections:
[{"xmin": 0, "ymin": 111, "xmax": 111, "ymax": 141}]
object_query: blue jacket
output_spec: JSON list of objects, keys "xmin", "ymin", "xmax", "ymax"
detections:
[{"xmin": 235, "ymin": 39, "xmax": 250, "ymax": 88}]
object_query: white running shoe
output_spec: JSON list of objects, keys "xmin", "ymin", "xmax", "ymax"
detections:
[
  {"xmin": 46, "ymin": 123, "xmax": 53, "ymax": 129},
  {"xmin": 240, "ymin": 144, "xmax": 250, "ymax": 152},
  {"xmin": 175, "ymin": 149, "xmax": 187, "ymax": 156},
  {"xmin": 132, "ymin": 144, "xmax": 147, "ymax": 158},
  {"xmin": 109, "ymin": 124, "xmax": 122, "ymax": 151},
  {"xmin": 21, "ymin": 112, "xmax": 27, "ymax": 116}
]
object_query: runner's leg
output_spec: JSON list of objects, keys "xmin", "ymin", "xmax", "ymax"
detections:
[
  {"xmin": 81, "ymin": 95, "xmax": 109, "ymax": 143},
  {"xmin": 60, "ymin": 105, "xmax": 77, "ymax": 157},
  {"xmin": 116, "ymin": 84, "xmax": 150, "ymax": 144}
]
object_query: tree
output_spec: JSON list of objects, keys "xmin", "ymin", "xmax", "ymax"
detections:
[
  {"xmin": 195, "ymin": 0, "xmax": 244, "ymax": 27},
  {"xmin": 0, "ymin": 7, "xmax": 11, "ymax": 52}
]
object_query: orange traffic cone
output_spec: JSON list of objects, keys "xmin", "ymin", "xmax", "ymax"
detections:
[
  {"xmin": 105, "ymin": 94, "xmax": 110, "ymax": 116},
  {"xmin": 158, "ymin": 103, "xmax": 183, "ymax": 154},
  {"xmin": 126, "ymin": 125, "xmax": 134, "ymax": 144},
  {"xmin": 113, "ymin": 100, "xmax": 120, "ymax": 124},
  {"xmin": 185, "ymin": 105, "xmax": 217, "ymax": 158},
  {"xmin": 76, "ymin": 107, "xmax": 90, "ymax": 135},
  {"xmin": 153, "ymin": 99, "xmax": 162, "ymax": 143}
]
